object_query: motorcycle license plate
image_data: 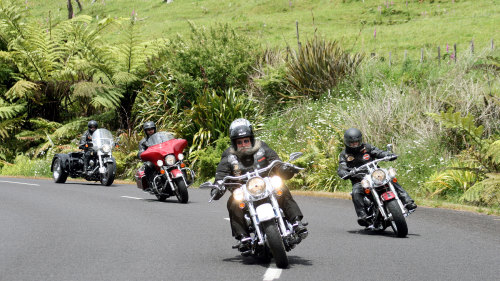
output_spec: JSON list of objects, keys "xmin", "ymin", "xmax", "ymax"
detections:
[{"xmin": 256, "ymin": 203, "xmax": 275, "ymax": 222}]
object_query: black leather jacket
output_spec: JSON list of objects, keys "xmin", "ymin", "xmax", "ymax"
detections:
[
  {"xmin": 78, "ymin": 130, "xmax": 93, "ymax": 149},
  {"xmin": 214, "ymin": 140, "xmax": 295, "ymax": 193},
  {"xmin": 337, "ymin": 143, "xmax": 391, "ymax": 183},
  {"xmin": 137, "ymin": 136, "xmax": 150, "ymax": 159}
]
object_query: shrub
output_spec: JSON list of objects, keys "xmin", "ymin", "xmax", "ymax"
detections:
[
  {"xmin": 190, "ymin": 136, "xmax": 230, "ymax": 182},
  {"xmin": 286, "ymin": 36, "xmax": 363, "ymax": 99},
  {"xmin": 0, "ymin": 154, "xmax": 51, "ymax": 177}
]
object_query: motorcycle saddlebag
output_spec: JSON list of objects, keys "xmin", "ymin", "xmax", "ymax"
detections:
[{"xmin": 135, "ymin": 168, "xmax": 149, "ymax": 190}]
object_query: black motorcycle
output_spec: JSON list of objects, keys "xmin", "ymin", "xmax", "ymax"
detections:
[{"xmin": 51, "ymin": 128, "xmax": 116, "ymax": 186}]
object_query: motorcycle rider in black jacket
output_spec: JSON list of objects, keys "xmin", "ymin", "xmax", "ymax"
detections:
[
  {"xmin": 79, "ymin": 120, "xmax": 98, "ymax": 175},
  {"xmin": 337, "ymin": 128, "xmax": 417, "ymax": 226},
  {"xmin": 211, "ymin": 118, "xmax": 308, "ymax": 252},
  {"xmin": 138, "ymin": 121, "xmax": 157, "ymax": 190}
]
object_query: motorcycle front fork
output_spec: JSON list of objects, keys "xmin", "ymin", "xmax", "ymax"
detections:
[{"xmin": 247, "ymin": 195, "xmax": 290, "ymax": 246}]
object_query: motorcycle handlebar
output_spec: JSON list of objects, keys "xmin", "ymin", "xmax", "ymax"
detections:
[{"xmin": 341, "ymin": 155, "xmax": 397, "ymax": 179}]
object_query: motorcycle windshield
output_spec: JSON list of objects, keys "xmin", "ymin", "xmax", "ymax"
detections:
[
  {"xmin": 92, "ymin": 129, "xmax": 114, "ymax": 152},
  {"xmin": 145, "ymin": 132, "xmax": 175, "ymax": 147},
  {"xmin": 141, "ymin": 133, "xmax": 187, "ymax": 163}
]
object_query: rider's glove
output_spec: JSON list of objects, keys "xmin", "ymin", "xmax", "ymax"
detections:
[
  {"xmin": 278, "ymin": 163, "xmax": 299, "ymax": 180},
  {"xmin": 388, "ymin": 154, "xmax": 398, "ymax": 161},
  {"xmin": 210, "ymin": 184, "xmax": 224, "ymax": 200}
]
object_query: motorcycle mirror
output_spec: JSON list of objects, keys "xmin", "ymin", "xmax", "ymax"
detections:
[
  {"xmin": 386, "ymin": 144, "xmax": 393, "ymax": 153},
  {"xmin": 199, "ymin": 182, "xmax": 214, "ymax": 189},
  {"xmin": 289, "ymin": 152, "xmax": 303, "ymax": 162}
]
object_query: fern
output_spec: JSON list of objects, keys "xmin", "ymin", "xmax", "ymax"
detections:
[
  {"xmin": 461, "ymin": 173, "xmax": 500, "ymax": 206},
  {"xmin": 428, "ymin": 108, "xmax": 484, "ymax": 147}
]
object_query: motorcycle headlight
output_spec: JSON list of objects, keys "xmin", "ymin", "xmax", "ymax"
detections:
[
  {"xmin": 165, "ymin": 154, "xmax": 176, "ymax": 166},
  {"xmin": 371, "ymin": 169, "xmax": 387, "ymax": 185},
  {"xmin": 361, "ymin": 179, "xmax": 371, "ymax": 188},
  {"xmin": 177, "ymin": 153, "xmax": 184, "ymax": 161},
  {"xmin": 102, "ymin": 144, "xmax": 111, "ymax": 153},
  {"xmin": 247, "ymin": 177, "xmax": 266, "ymax": 197},
  {"xmin": 156, "ymin": 160, "xmax": 164, "ymax": 167},
  {"xmin": 270, "ymin": 176, "xmax": 283, "ymax": 189},
  {"xmin": 388, "ymin": 167, "xmax": 396, "ymax": 178},
  {"xmin": 233, "ymin": 188, "xmax": 244, "ymax": 201}
]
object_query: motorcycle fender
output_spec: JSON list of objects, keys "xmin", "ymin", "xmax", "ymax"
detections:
[
  {"xmin": 170, "ymin": 168, "xmax": 183, "ymax": 178},
  {"xmin": 381, "ymin": 191, "xmax": 396, "ymax": 201},
  {"xmin": 256, "ymin": 203, "xmax": 276, "ymax": 222},
  {"xmin": 105, "ymin": 157, "xmax": 115, "ymax": 163},
  {"xmin": 51, "ymin": 154, "xmax": 69, "ymax": 172}
]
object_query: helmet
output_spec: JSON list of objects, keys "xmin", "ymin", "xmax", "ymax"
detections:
[
  {"xmin": 229, "ymin": 118, "xmax": 254, "ymax": 149},
  {"xmin": 88, "ymin": 120, "xmax": 98, "ymax": 132},
  {"xmin": 143, "ymin": 121, "xmax": 156, "ymax": 135},
  {"xmin": 344, "ymin": 128, "xmax": 363, "ymax": 149}
]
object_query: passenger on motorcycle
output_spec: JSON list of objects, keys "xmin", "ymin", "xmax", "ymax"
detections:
[
  {"xmin": 138, "ymin": 121, "xmax": 157, "ymax": 190},
  {"xmin": 79, "ymin": 120, "xmax": 98, "ymax": 175},
  {"xmin": 211, "ymin": 118, "xmax": 308, "ymax": 252},
  {"xmin": 337, "ymin": 128, "xmax": 417, "ymax": 226}
]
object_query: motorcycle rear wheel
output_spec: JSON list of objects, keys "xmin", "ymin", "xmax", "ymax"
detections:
[
  {"xmin": 262, "ymin": 220, "xmax": 288, "ymax": 269},
  {"xmin": 52, "ymin": 158, "xmax": 68, "ymax": 183},
  {"xmin": 386, "ymin": 200, "xmax": 408, "ymax": 237}
]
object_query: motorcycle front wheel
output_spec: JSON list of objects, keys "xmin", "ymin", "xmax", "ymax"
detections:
[
  {"xmin": 386, "ymin": 200, "xmax": 408, "ymax": 237},
  {"xmin": 174, "ymin": 178, "xmax": 189, "ymax": 204},
  {"xmin": 262, "ymin": 220, "xmax": 288, "ymax": 269},
  {"xmin": 100, "ymin": 161, "xmax": 116, "ymax": 186}
]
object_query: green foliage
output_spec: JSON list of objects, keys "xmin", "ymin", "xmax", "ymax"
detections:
[
  {"xmin": 182, "ymin": 88, "xmax": 262, "ymax": 153},
  {"xmin": 461, "ymin": 173, "xmax": 500, "ymax": 207},
  {"xmin": 190, "ymin": 136, "xmax": 230, "ymax": 182},
  {"xmin": 425, "ymin": 110, "xmax": 500, "ymax": 206},
  {"xmin": 286, "ymin": 36, "xmax": 363, "ymax": 99},
  {"xmin": 0, "ymin": 154, "xmax": 51, "ymax": 177},
  {"xmin": 159, "ymin": 22, "xmax": 257, "ymax": 96}
]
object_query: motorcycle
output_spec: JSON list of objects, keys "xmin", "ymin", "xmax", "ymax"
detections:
[
  {"xmin": 135, "ymin": 132, "xmax": 194, "ymax": 203},
  {"xmin": 201, "ymin": 152, "xmax": 305, "ymax": 269},
  {"xmin": 342, "ymin": 145, "xmax": 414, "ymax": 237},
  {"xmin": 51, "ymin": 128, "xmax": 117, "ymax": 186}
]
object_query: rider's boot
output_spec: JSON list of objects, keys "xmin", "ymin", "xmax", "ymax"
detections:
[{"xmin": 292, "ymin": 217, "xmax": 309, "ymax": 239}]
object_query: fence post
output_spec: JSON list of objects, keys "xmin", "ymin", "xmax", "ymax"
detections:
[
  {"xmin": 492, "ymin": 39, "xmax": 495, "ymax": 50},
  {"xmin": 420, "ymin": 48, "xmax": 424, "ymax": 63},
  {"xmin": 295, "ymin": 20, "xmax": 301, "ymax": 51},
  {"xmin": 454, "ymin": 43, "xmax": 457, "ymax": 63},
  {"xmin": 437, "ymin": 46, "xmax": 441, "ymax": 66},
  {"xmin": 470, "ymin": 40, "xmax": 474, "ymax": 54},
  {"xmin": 389, "ymin": 52, "xmax": 392, "ymax": 67}
]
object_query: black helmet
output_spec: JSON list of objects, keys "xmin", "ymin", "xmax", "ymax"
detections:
[
  {"xmin": 88, "ymin": 120, "xmax": 98, "ymax": 132},
  {"xmin": 344, "ymin": 128, "xmax": 363, "ymax": 149},
  {"xmin": 229, "ymin": 118, "xmax": 254, "ymax": 149},
  {"xmin": 143, "ymin": 121, "xmax": 156, "ymax": 135}
]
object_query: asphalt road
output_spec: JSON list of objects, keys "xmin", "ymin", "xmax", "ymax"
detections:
[{"xmin": 1, "ymin": 177, "xmax": 499, "ymax": 281}]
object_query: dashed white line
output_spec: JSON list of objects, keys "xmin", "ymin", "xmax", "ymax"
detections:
[
  {"xmin": 0, "ymin": 180, "xmax": 40, "ymax": 186},
  {"xmin": 121, "ymin": 196, "xmax": 144, "ymax": 200},
  {"xmin": 224, "ymin": 218, "xmax": 230, "ymax": 221},
  {"xmin": 263, "ymin": 267, "xmax": 282, "ymax": 281}
]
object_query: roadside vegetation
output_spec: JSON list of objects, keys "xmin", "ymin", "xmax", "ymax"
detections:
[{"xmin": 0, "ymin": 0, "xmax": 498, "ymax": 212}]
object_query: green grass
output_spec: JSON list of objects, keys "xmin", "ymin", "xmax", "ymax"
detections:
[{"xmin": 29, "ymin": 0, "xmax": 499, "ymax": 56}]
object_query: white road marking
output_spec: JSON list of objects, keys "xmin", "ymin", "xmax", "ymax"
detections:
[
  {"xmin": 121, "ymin": 196, "xmax": 144, "ymax": 200},
  {"xmin": 263, "ymin": 267, "xmax": 282, "ymax": 281},
  {"xmin": 224, "ymin": 218, "xmax": 230, "ymax": 221},
  {"xmin": 0, "ymin": 180, "xmax": 40, "ymax": 186}
]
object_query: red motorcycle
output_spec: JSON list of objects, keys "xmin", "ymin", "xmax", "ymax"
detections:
[{"xmin": 135, "ymin": 132, "xmax": 194, "ymax": 203}]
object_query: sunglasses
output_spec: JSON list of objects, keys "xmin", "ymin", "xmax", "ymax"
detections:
[{"xmin": 236, "ymin": 139, "xmax": 251, "ymax": 145}]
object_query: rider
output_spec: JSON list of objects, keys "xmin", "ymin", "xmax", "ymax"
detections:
[
  {"xmin": 211, "ymin": 118, "xmax": 308, "ymax": 252},
  {"xmin": 138, "ymin": 121, "xmax": 157, "ymax": 189},
  {"xmin": 79, "ymin": 120, "xmax": 98, "ymax": 175},
  {"xmin": 337, "ymin": 128, "xmax": 417, "ymax": 226}
]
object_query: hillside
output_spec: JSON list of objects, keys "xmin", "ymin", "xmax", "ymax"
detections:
[{"xmin": 30, "ymin": 0, "xmax": 499, "ymax": 56}]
